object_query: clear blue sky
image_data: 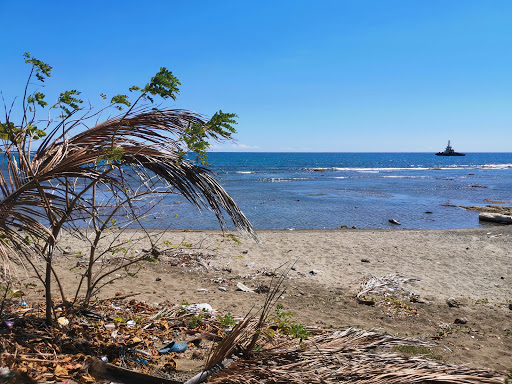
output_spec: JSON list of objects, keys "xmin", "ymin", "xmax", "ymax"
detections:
[{"xmin": 1, "ymin": 0, "xmax": 511, "ymax": 152}]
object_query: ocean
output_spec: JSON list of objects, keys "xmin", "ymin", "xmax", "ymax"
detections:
[{"xmin": 148, "ymin": 152, "xmax": 512, "ymax": 230}]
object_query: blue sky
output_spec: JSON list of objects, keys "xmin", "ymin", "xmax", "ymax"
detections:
[{"xmin": 1, "ymin": 0, "xmax": 511, "ymax": 152}]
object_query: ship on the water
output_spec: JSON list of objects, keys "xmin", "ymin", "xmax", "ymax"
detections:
[{"xmin": 435, "ymin": 141, "xmax": 465, "ymax": 156}]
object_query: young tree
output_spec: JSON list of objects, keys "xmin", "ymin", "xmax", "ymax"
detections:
[{"xmin": 0, "ymin": 53, "xmax": 256, "ymax": 325}]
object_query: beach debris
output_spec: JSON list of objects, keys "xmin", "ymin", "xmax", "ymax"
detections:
[
  {"xmin": 254, "ymin": 284, "xmax": 270, "ymax": 294},
  {"xmin": 182, "ymin": 303, "xmax": 213, "ymax": 313},
  {"xmin": 158, "ymin": 341, "xmax": 188, "ymax": 354},
  {"xmin": 357, "ymin": 274, "xmax": 419, "ymax": 304},
  {"xmin": 0, "ymin": 367, "xmax": 11, "ymax": 378},
  {"xmin": 446, "ymin": 297, "xmax": 461, "ymax": 308},
  {"xmin": 245, "ymin": 262, "xmax": 256, "ymax": 268},
  {"xmin": 87, "ymin": 357, "xmax": 182, "ymax": 384},
  {"xmin": 509, "ymin": 303, "xmax": 512, "ymax": 310},
  {"xmin": 361, "ymin": 258, "xmax": 370, "ymax": 263},
  {"xmin": 207, "ymin": 327, "xmax": 506, "ymax": 384},
  {"xmin": 218, "ymin": 287, "xmax": 227, "ymax": 292},
  {"xmin": 57, "ymin": 317, "xmax": 69, "ymax": 327},
  {"xmin": 309, "ymin": 270, "xmax": 321, "ymax": 275},
  {"xmin": 479, "ymin": 212, "xmax": 512, "ymax": 224},
  {"xmin": 126, "ymin": 319, "xmax": 137, "ymax": 327},
  {"xmin": 388, "ymin": 219, "xmax": 401, "ymax": 225},
  {"xmin": 425, "ymin": 211, "xmax": 433, "ymax": 214},
  {"xmin": 197, "ymin": 288, "xmax": 209, "ymax": 293},
  {"xmin": 236, "ymin": 282, "xmax": 255, "ymax": 293},
  {"xmin": 0, "ymin": 297, "xmax": 229, "ymax": 383},
  {"xmin": 454, "ymin": 317, "xmax": 468, "ymax": 325}
]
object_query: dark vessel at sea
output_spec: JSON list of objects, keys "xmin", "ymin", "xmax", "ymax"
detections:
[{"xmin": 435, "ymin": 141, "xmax": 465, "ymax": 156}]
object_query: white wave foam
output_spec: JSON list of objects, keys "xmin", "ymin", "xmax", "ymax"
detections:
[
  {"xmin": 481, "ymin": 164, "xmax": 512, "ymax": 169},
  {"xmin": 236, "ymin": 171, "xmax": 255, "ymax": 174},
  {"xmin": 258, "ymin": 178, "xmax": 290, "ymax": 183},
  {"xmin": 304, "ymin": 165, "xmax": 512, "ymax": 172}
]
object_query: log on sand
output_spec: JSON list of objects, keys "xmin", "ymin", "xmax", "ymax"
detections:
[{"xmin": 479, "ymin": 212, "xmax": 512, "ymax": 224}]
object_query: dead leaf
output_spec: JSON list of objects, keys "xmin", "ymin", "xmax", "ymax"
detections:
[
  {"xmin": 131, "ymin": 336, "xmax": 142, "ymax": 344},
  {"xmin": 54, "ymin": 364, "xmax": 69, "ymax": 376}
]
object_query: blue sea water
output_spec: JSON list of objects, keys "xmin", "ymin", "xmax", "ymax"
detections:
[{"xmin": 149, "ymin": 152, "xmax": 512, "ymax": 230}]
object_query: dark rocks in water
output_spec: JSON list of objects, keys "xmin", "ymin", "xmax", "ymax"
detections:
[{"xmin": 425, "ymin": 211, "xmax": 433, "ymax": 214}]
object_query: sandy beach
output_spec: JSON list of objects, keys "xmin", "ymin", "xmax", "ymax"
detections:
[{"xmin": 20, "ymin": 226, "xmax": 512, "ymax": 372}]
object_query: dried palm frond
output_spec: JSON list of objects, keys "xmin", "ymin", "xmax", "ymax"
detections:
[
  {"xmin": 0, "ymin": 109, "xmax": 257, "ymax": 268},
  {"xmin": 357, "ymin": 274, "xmax": 419, "ymax": 304},
  {"xmin": 208, "ymin": 328, "xmax": 505, "ymax": 384}
]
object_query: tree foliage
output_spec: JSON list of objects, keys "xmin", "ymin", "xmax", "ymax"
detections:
[{"xmin": 0, "ymin": 53, "xmax": 255, "ymax": 325}]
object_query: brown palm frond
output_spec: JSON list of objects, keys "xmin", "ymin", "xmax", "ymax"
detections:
[
  {"xmin": 0, "ymin": 108, "xmax": 256, "ymax": 268},
  {"xmin": 208, "ymin": 328, "xmax": 505, "ymax": 384}
]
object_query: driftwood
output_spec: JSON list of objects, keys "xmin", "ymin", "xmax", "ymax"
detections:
[
  {"xmin": 479, "ymin": 212, "xmax": 512, "ymax": 224},
  {"xmin": 184, "ymin": 358, "xmax": 234, "ymax": 384},
  {"xmin": 86, "ymin": 357, "xmax": 182, "ymax": 384}
]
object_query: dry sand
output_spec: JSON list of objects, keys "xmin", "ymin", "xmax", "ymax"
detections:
[{"xmin": 21, "ymin": 226, "xmax": 512, "ymax": 371}]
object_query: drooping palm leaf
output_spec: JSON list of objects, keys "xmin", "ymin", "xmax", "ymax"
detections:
[{"xmin": 0, "ymin": 108, "xmax": 256, "ymax": 269}]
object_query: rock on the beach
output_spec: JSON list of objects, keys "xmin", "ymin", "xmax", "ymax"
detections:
[
  {"xmin": 454, "ymin": 317, "xmax": 468, "ymax": 324},
  {"xmin": 446, "ymin": 297, "xmax": 461, "ymax": 308}
]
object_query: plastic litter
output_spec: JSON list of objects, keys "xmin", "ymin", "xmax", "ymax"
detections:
[
  {"xmin": 158, "ymin": 341, "xmax": 187, "ymax": 354},
  {"xmin": 133, "ymin": 358, "xmax": 148, "ymax": 364},
  {"xmin": 126, "ymin": 320, "xmax": 136, "ymax": 327},
  {"xmin": 236, "ymin": 282, "xmax": 255, "ymax": 293}
]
